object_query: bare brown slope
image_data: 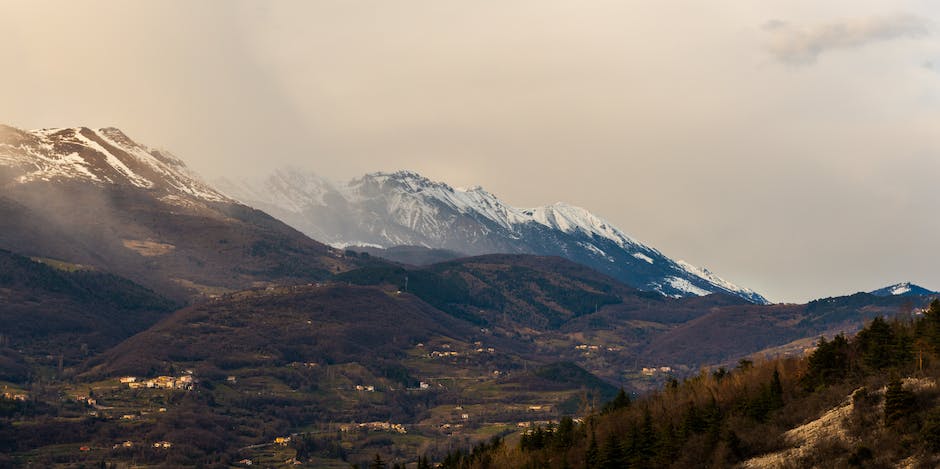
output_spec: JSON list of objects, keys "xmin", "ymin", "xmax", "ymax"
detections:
[
  {"xmin": 0, "ymin": 181, "xmax": 363, "ymax": 300},
  {"xmin": 86, "ymin": 283, "xmax": 477, "ymax": 378}
]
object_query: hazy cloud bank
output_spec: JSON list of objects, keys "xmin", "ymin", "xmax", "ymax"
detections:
[
  {"xmin": 2, "ymin": 1, "xmax": 939, "ymax": 302},
  {"xmin": 765, "ymin": 13, "xmax": 931, "ymax": 64}
]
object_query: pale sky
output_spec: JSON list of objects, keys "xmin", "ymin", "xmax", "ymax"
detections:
[{"xmin": 2, "ymin": 1, "xmax": 939, "ymax": 303}]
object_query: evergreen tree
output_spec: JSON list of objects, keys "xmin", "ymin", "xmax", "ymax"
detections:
[
  {"xmin": 599, "ymin": 432, "xmax": 625, "ymax": 469},
  {"xmin": 857, "ymin": 317, "xmax": 905, "ymax": 370},
  {"xmin": 884, "ymin": 379, "xmax": 915, "ymax": 424},
  {"xmin": 920, "ymin": 299, "xmax": 940, "ymax": 354},
  {"xmin": 680, "ymin": 403, "xmax": 704, "ymax": 437},
  {"xmin": 602, "ymin": 387, "xmax": 631, "ymax": 414},
  {"xmin": 636, "ymin": 409, "xmax": 657, "ymax": 466},
  {"xmin": 654, "ymin": 422, "xmax": 678, "ymax": 467},
  {"xmin": 750, "ymin": 368, "xmax": 787, "ymax": 421},
  {"xmin": 802, "ymin": 334, "xmax": 851, "ymax": 390},
  {"xmin": 769, "ymin": 368, "xmax": 784, "ymax": 409},
  {"xmin": 585, "ymin": 429, "xmax": 599, "ymax": 469},
  {"xmin": 553, "ymin": 416, "xmax": 575, "ymax": 449}
]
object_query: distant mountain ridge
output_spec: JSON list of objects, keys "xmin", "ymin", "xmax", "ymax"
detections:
[
  {"xmin": 218, "ymin": 169, "xmax": 769, "ymax": 304},
  {"xmin": 870, "ymin": 282, "xmax": 937, "ymax": 297}
]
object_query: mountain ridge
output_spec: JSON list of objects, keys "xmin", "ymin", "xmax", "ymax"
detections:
[
  {"xmin": 870, "ymin": 281, "xmax": 937, "ymax": 297},
  {"xmin": 0, "ymin": 125, "xmax": 364, "ymax": 300},
  {"xmin": 0, "ymin": 125, "xmax": 227, "ymax": 202},
  {"xmin": 218, "ymin": 169, "xmax": 770, "ymax": 304}
]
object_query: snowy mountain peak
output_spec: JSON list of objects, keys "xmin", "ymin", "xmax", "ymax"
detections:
[
  {"xmin": 219, "ymin": 168, "xmax": 770, "ymax": 304},
  {"xmin": 523, "ymin": 202, "xmax": 642, "ymax": 250},
  {"xmin": 357, "ymin": 170, "xmax": 437, "ymax": 191},
  {"xmin": 0, "ymin": 124, "xmax": 227, "ymax": 202},
  {"xmin": 870, "ymin": 282, "xmax": 937, "ymax": 297}
]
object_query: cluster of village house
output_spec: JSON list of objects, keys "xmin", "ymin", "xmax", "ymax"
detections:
[
  {"xmin": 575, "ymin": 344, "xmax": 622, "ymax": 353},
  {"xmin": 72, "ymin": 394, "xmax": 97, "ymax": 406},
  {"xmin": 86, "ymin": 440, "xmax": 172, "ymax": 452},
  {"xmin": 339, "ymin": 421, "xmax": 407, "ymax": 434},
  {"xmin": 419, "ymin": 342, "xmax": 496, "ymax": 360},
  {"xmin": 641, "ymin": 366, "xmax": 673, "ymax": 376},
  {"xmin": 356, "ymin": 381, "xmax": 434, "ymax": 392},
  {"xmin": 2, "ymin": 390, "xmax": 28, "ymax": 401},
  {"xmin": 237, "ymin": 456, "xmax": 302, "ymax": 466},
  {"xmin": 120, "ymin": 375, "xmax": 194, "ymax": 390}
]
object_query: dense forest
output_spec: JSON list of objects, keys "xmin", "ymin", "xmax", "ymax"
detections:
[{"xmin": 433, "ymin": 299, "xmax": 940, "ymax": 468}]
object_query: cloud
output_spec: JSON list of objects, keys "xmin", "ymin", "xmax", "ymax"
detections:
[{"xmin": 765, "ymin": 13, "xmax": 931, "ymax": 65}]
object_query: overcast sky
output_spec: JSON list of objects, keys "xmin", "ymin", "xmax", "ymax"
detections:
[{"xmin": 2, "ymin": 1, "xmax": 939, "ymax": 302}]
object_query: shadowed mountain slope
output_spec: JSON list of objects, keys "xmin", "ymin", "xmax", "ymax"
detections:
[{"xmin": 0, "ymin": 125, "xmax": 366, "ymax": 300}]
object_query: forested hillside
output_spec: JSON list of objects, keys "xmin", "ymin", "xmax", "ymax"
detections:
[{"xmin": 436, "ymin": 300, "xmax": 940, "ymax": 468}]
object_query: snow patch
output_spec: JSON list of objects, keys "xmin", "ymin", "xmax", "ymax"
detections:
[
  {"xmin": 891, "ymin": 283, "xmax": 912, "ymax": 295},
  {"xmin": 675, "ymin": 259, "xmax": 766, "ymax": 302},
  {"xmin": 330, "ymin": 241, "xmax": 387, "ymax": 250},
  {"xmin": 579, "ymin": 242, "xmax": 607, "ymax": 258},
  {"xmin": 72, "ymin": 130, "xmax": 153, "ymax": 188},
  {"xmin": 524, "ymin": 202, "xmax": 644, "ymax": 249},
  {"xmin": 663, "ymin": 276, "xmax": 712, "ymax": 297},
  {"xmin": 632, "ymin": 252, "xmax": 654, "ymax": 264}
]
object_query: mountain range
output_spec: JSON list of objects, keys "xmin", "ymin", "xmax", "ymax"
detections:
[
  {"xmin": 3, "ymin": 123, "xmax": 938, "ymax": 467},
  {"xmin": 218, "ymin": 169, "xmax": 770, "ymax": 304}
]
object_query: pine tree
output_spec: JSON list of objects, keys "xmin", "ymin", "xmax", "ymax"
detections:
[
  {"xmin": 884, "ymin": 379, "xmax": 915, "ymax": 424},
  {"xmin": 553, "ymin": 416, "xmax": 575, "ymax": 449},
  {"xmin": 653, "ymin": 421, "xmax": 678, "ymax": 467},
  {"xmin": 602, "ymin": 387, "xmax": 631, "ymax": 414},
  {"xmin": 637, "ymin": 408, "xmax": 657, "ymax": 464},
  {"xmin": 921, "ymin": 299, "xmax": 940, "ymax": 354},
  {"xmin": 599, "ymin": 432, "xmax": 625, "ymax": 469},
  {"xmin": 802, "ymin": 334, "xmax": 851, "ymax": 390},
  {"xmin": 769, "ymin": 368, "xmax": 784, "ymax": 410},
  {"xmin": 857, "ymin": 317, "xmax": 896, "ymax": 370},
  {"xmin": 585, "ymin": 429, "xmax": 599, "ymax": 469}
]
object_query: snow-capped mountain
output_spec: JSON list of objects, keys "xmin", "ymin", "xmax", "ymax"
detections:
[
  {"xmin": 0, "ymin": 124, "xmax": 356, "ymax": 299},
  {"xmin": 0, "ymin": 125, "xmax": 227, "ymax": 203},
  {"xmin": 870, "ymin": 282, "xmax": 937, "ymax": 297},
  {"xmin": 218, "ymin": 169, "xmax": 770, "ymax": 304}
]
